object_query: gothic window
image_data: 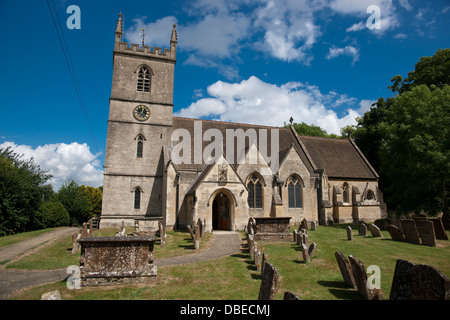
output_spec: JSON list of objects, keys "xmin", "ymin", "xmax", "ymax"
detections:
[
  {"xmin": 342, "ymin": 183, "xmax": 350, "ymax": 203},
  {"xmin": 365, "ymin": 189, "xmax": 376, "ymax": 201},
  {"xmin": 288, "ymin": 175, "xmax": 303, "ymax": 208},
  {"xmin": 137, "ymin": 66, "xmax": 151, "ymax": 92},
  {"xmin": 134, "ymin": 188, "xmax": 141, "ymax": 210},
  {"xmin": 247, "ymin": 174, "xmax": 263, "ymax": 208},
  {"xmin": 136, "ymin": 135, "xmax": 144, "ymax": 158}
]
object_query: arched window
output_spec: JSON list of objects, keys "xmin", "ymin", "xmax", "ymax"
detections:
[
  {"xmin": 247, "ymin": 174, "xmax": 263, "ymax": 208},
  {"xmin": 134, "ymin": 188, "xmax": 141, "ymax": 210},
  {"xmin": 137, "ymin": 66, "xmax": 151, "ymax": 92},
  {"xmin": 287, "ymin": 175, "xmax": 303, "ymax": 208},
  {"xmin": 365, "ymin": 190, "xmax": 376, "ymax": 201},
  {"xmin": 342, "ymin": 183, "xmax": 350, "ymax": 203},
  {"xmin": 136, "ymin": 135, "xmax": 144, "ymax": 158}
]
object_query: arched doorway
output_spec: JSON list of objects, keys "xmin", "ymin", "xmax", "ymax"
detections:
[{"xmin": 212, "ymin": 192, "xmax": 231, "ymax": 230}]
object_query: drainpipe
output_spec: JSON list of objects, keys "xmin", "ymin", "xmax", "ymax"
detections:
[{"xmin": 175, "ymin": 172, "xmax": 180, "ymax": 229}]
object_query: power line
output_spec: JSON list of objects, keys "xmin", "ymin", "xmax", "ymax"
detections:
[{"xmin": 46, "ymin": 0, "xmax": 101, "ymax": 162}]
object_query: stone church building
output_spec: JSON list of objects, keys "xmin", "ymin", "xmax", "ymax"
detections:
[{"xmin": 100, "ymin": 14, "xmax": 387, "ymax": 231}]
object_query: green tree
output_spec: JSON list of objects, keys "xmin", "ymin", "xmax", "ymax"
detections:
[
  {"xmin": 285, "ymin": 121, "xmax": 343, "ymax": 139},
  {"xmin": 80, "ymin": 185, "xmax": 102, "ymax": 217},
  {"xmin": 380, "ymin": 85, "xmax": 450, "ymax": 217},
  {"xmin": 0, "ymin": 147, "xmax": 52, "ymax": 235},
  {"xmin": 34, "ymin": 201, "xmax": 70, "ymax": 229},
  {"xmin": 54, "ymin": 180, "xmax": 92, "ymax": 226}
]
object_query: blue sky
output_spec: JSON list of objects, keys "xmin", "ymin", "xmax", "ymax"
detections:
[{"xmin": 0, "ymin": 0, "xmax": 449, "ymax": 190}]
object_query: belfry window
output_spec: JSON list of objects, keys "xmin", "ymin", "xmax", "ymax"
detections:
[
  {"xmin": 134, "ymin": 188, "xmax": 141, "ymax": 210},
  {"xmin": 137, "ymin": 66, "xmax": 151, "ymax": 92},
  {"xmin": 136, "ymin": 136, "xmax": 144, "ymax": 158},
  {"xmin": 247, "ymin": 174, "xmax": 263, "ymax": 208},
  {"xmin": 288, "ymin": 175, "xmax": 303, "ymax": 208}
]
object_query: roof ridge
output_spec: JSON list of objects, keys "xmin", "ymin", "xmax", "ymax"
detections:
[{"xmin": 172, "ymin": 116, "xmax": 286, "ymax": 130}]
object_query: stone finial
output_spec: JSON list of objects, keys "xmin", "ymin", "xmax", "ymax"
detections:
[
  {"xmin": 116, "ymin": 12, "xmax": 123, "ymax": 34},
  {"xmin": 171, "ymin": 24, "xmax": 177, "ymax": 44}
]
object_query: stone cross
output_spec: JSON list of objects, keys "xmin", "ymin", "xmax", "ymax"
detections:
[{"xmin": 258, "ymin": 261, "xmax": 279, "ymax": 300}]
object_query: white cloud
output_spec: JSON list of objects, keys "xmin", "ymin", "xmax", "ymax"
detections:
[
  {"xmin": 346, "ymin": 21, "xmax": 366, "ymax": 32},
  {"xmin": 326, "ymin": 45, "xmax": 360, "ymax": 64},
  {"xmin": 175, "ymin": 76, "xmax": 364, "ymax": 135},
  {"xmin": 393, "ymin": 33, "xmax": 408, "ymax": 39},
  {"xmin": 357, "ymin": 99, "xmax": 376, "ymax": 114},
  {"xmin": 124, "ymin": 16, "xmax": 178, "ymax": 48},
  {"xmin": 0, "ymin": 142, "xmax": 103, "ymax": 191}
]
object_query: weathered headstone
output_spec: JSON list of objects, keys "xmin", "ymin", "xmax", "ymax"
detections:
[
  {"xmin": 293, "ymin": 230, "xmax": 298, "ymax": 243},
  {"xmin": 417, "ymin": 220, "xmax": 436, "ymax": 247},
  {"xmin": 302, "ymin": 232, "xmax": 308, "ymax": 247},
  {"xmin": 248, "ymin": 234, "xmax": 255, "ymax": 259},
  {"xmin": 369, "ymin": 224, "xmax": 383, "ymax": 238},
  {"xmin": 335, "ymin": 251, "xmax": 356, "ymax": 289},
  {"xmin": 158, "ymin": 220, "xmax": 166, "ymax": 247},
  {"xmin": 258, "ymin": 262, "xmax": 279, "ymax": 300},
  {"xmin": 401, "ymin": 219, "xmax": 421, "ymax": 245},
  {"xmin": 300, "ymin": 219, "xmax": 308, "ymax": 233},
  {"xmin": 358, "ymin": 222, "xmax": 367, "ymax": 236},
  {"xmin": 429, "ymin": 218, "xmax": 448, "ymax": 240},
  {"xmin": 349, "ymin": 255, "xmax": 384, "ymax": 300},
  {"xmin": 347, "ymin": 226, "xmax": 353, "ymax": 240},
  {"xmin": 255, "ymin": 249, "xmax": 261, "ymax": 272},
  {"xmin": 194, "ymin": 224, "xmax": 200, "ymax": 250},
  {"xmin": 300, "ymin": 243, "xmax": 310, "ymax": 263},
  {"xmin": 308, "ymin": 242, "xmax": 316, "ymax": 257},
  {"xmin": 187, "ymin": 225, "xmax": 195, "ymax": 240},
  {"xmin": 81, "ymin": 222, "xmax": 89, "ymax": 238},
  {"xmin": 390, "ymin": 259, "xmax": 450, "ymax": 300},
  {"xmin": 71, "ymin": 231, "xmax": 82, "ymax": 255},
  {"xmin": 283, "ymin": 292, "xmax": 301, "ymax": 300},
  {"xmin": 197, "ymin": 218, "xmax": 203, "ymax": 238},
  {"xmin": 261, "ymin": 252, "xmax": 268, "ymax": 277},
  {"xmin": 310, "ymin": 220, "xmax": 317, "ymax": 231},
  {"xmin": 41, "ymin": 290, "xmax": 61, "ymax": 300},
  {"xmin": 387, "ymin": 225, "xmax": 404, "ymax": 242}
]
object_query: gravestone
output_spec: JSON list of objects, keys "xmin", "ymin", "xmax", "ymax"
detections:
[
  {"xmin": 429, "ymin": 218, "xmax": 448, "ymax": 240},
  {"xmin": 71, "ymin": 230, "xmax": 82, "ymax": 255},
  {"xmin": 187, "ymin": 225, "xmax": 195, "ymax": 240},
  {"xmin": 197, "ymin": 218, "xmax": 203, "ymax": 238},
  {"xmin": 335, "ymin": 251, "xmax": 356, "ymax": 289},
  {"xmin": 293, "ymin": 230, "xmax": 298, "ymax": 243},
  {"xmin": 248, "ymin": 234, "xmax": 255, "ymax": 259},
  {"xmin": 158, "ymin": 220, "xmax": 166, "ymax": 247},
  {"xmin": 283, "ymin": 292, "xmax": 301, "ymax": 300},
  {"xmin": 416, "ymin": 220, "xmax": 436, "ymax": 247},
  {"xmin": 299, "ymin": 219, "xmax": 308, "ymax": 233},
  {"xmin": 302, "ymin": 232, "xmax": 308, "ymax": 247},
  {"xmin": 258, "ymin": 262, "xmax": 279, "ymax": 300},
  {"xmin": 358, "ymin": 222, "xmax": 367, "ymax": 236},
  {"xmin": 261, "ymin": 252, "xmax": 268, "ymax": 277},
  {"xmin": 387, "ymin": 225, "xmax": 404, "ymax": 242},
  {"xmin": 369, "ymin": 224, "xmax": 383, "ymax": 238},
  {"xmin": 310, "ymin": 220, "xmax": 317, "ymax": 231},
  {"xmin": 349, "ymin": 255, "xmax": 384, "ymax": 300},
  {"xmin": 81, "ymin": 222, "xmax": 89, "ymax": 238},
  {"xmin": 255, "ymin": 249, "xmax": 261, "ymax": 272},
  {"xmin": 300, "ymin": 243, "xmax": 310, "ymax": 263},
  {"xmin": 308, "ymin": 242, "xmax": 317, "ymax": 257},
  {"xmin": 390, "ymin": 259, "xmax": 450, "ymax": 300},
  {"xmin": 254, "ymin": 217, "xmax": 292, "ymax": 241},
  {"xmin": 347, "ymin": 226, "xmax": 353, "ymax": 240},
  {"xmin": 401, "ymin": 219, "xmax": 421, "ymax": 245}
]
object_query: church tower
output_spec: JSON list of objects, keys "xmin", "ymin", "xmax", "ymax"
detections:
[{"xmin": 100, "ymin": 13, "xmax": 177, "ymax": 228}]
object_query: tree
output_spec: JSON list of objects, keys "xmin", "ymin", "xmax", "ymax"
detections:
[
  {"xmin": 380, "ymin": 84, "xmax": 450, "ymax": 216},
  {"xmin": 285, "ymin": 121, "xmax": 342, "ymax": 139},
  {"xmin": 0, "ymin": 147, "xmax": 52, "ymax": 235},
  {"xmin": 34, "ymin": 201, "xmax": 70, "ymax": 229},
  {"xmin": 54, "ymin": 180, "xmax": 92, "ymax": 226},
  {"xmin": 80, "ymin": 185, "xmax": 102, "ymax": 217}
]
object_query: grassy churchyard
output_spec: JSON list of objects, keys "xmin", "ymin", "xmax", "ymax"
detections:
[{"xmin": 3, "ymin": 223, "xmax": 450, "ymax": 300}]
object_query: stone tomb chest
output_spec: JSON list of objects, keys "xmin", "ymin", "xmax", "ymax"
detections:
[
  {"xmin": 78, "ymin": 236, "xmax": 157, "ymax": 286},
  {"xmin": 254, "ymin": 217, "xmax": 292, "ymax": 241}
]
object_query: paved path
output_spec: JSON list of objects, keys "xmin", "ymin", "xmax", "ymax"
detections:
[{"xmin": 0, "ymin": 230, "xmax": 242, "ymax": 298}]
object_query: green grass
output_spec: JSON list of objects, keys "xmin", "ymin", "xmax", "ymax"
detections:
[
  {"xmin": 6, "ymin": 224, "xmax": 450, "ymax": 300},
  {"xmin": 0, "ymin": 228, "xmax": 58, "ymax": 249}
]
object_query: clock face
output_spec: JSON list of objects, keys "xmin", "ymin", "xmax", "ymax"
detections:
[{"xmin": 133, "ymin": 105, "xmax": 150, "ymax": 121}]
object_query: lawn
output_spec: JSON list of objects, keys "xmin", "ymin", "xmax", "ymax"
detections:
[{"xmin": 5, "ymin": 223, "xmax": 450, "ymax": 300}]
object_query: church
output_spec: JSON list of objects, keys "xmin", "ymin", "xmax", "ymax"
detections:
[{"xmin": 100, "ymin": 14, "xmax": 387, "ymax": 231}]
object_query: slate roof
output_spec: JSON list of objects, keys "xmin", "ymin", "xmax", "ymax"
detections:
[{"xmin": 171, "ymin": 117, "xmax": 378, "ymax": 180}]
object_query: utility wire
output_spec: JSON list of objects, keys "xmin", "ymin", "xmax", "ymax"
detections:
[{"xmin": 46, "ymin": 0, "xmax": 102, "ymax": 163}]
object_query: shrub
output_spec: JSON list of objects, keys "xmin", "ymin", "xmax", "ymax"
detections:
[{"xmin": 34, "ymin": 201, "xmax": 70, "ymax": 229}]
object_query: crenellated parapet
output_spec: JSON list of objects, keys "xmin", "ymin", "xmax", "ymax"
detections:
[{"xmin": 114, "ymin": 13, "xmax": 177, "ymax": 61}]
